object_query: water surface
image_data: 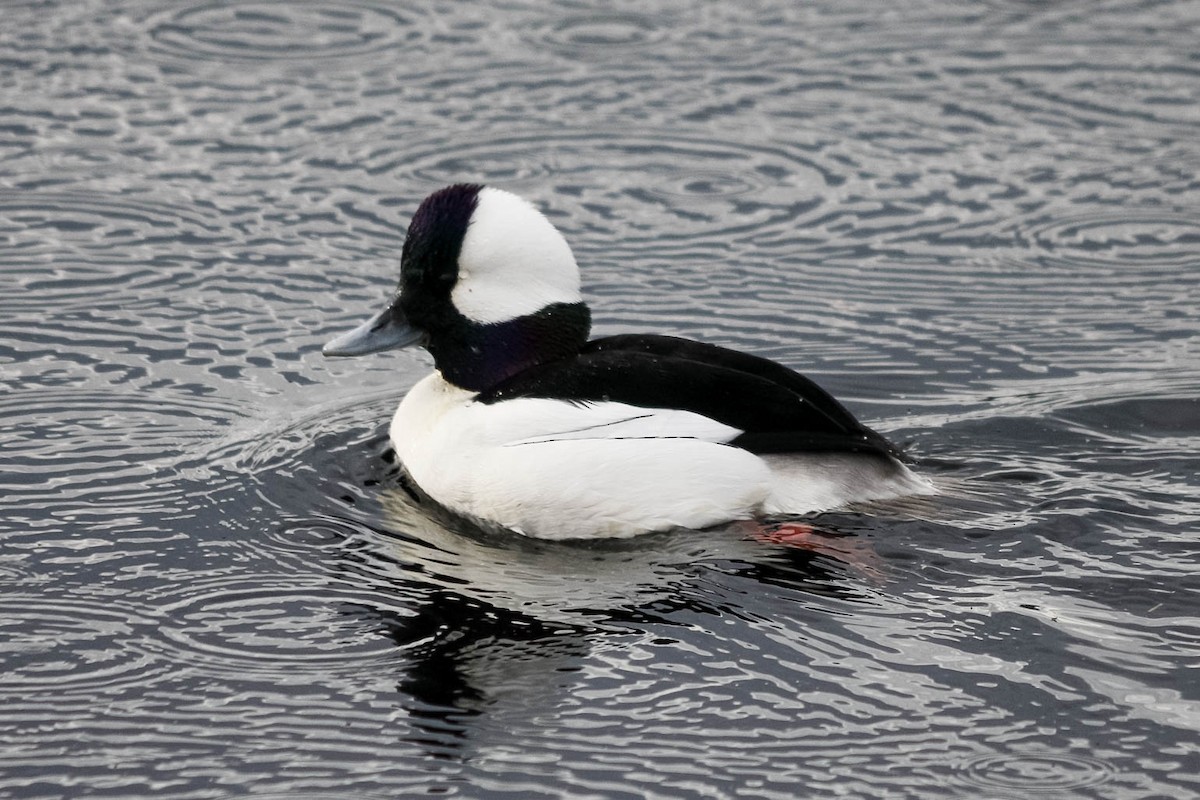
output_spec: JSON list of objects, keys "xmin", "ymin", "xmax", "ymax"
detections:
[{"xmin": 2, "ymin": 1, "xmax": 1198, "ymax": 797}]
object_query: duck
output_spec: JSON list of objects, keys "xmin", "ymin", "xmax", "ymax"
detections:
[{"xmin": 323, "ymin": 184, "xmax": 932, "ymax": 540}]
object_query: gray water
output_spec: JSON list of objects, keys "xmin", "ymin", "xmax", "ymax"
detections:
[{"xmin": 2, "ymin": 1, "xmax": 1199, "ymax": 797}]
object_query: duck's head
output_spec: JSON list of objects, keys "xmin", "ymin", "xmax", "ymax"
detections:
[{"xmin": 323, "ymin": 184, "xmax": 591, "ymax": 391}]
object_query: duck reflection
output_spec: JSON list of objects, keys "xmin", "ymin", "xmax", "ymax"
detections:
[
  {"xmin": 336, "ymin": 481, "xmax": 881, "ymax": 760},
  {"xmin": 350, "ymin": 587, "xmax": 592, "ymax": 759}
]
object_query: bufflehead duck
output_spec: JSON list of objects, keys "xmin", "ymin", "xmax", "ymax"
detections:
[{"xmin": 324, "ymin": 184, "xmax": 932, "ymax": 539}]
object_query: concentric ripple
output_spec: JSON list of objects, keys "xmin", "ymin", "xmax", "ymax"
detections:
[
  {"xmin": 199, "ymin": 390, "xmax": 403, "ymax": 549},
  {"xmin": 1011, "ymin": 211, "xmax": 1200, "ymax": 268},
  {"xmin": 317, "ymin": 130, "xmax": 833, "ymax": 251},
  {"xmin": 139, "ymin": 575, "xmax": 411, "ymax": 679},
  {"xmin": 145, "ymin": 1, "xmax": 421, "ymax": 64},
  {"xmin": 0, "ymin": 595, "xmax": 166, "ymax": 696},
  {"xmin": 957, "ymin": 752, "xmax": 1118, "ymax": 793},
  {"xmin": 645, "ymin": 169, "xmax": 762, "ymax": 200},
  {"xmin": 534, "ymin": 12, "xmax": 667, "ymax": 56},
  {"xmin": 220, "ymin": 391, "xmax": 397, "ymax": 477},
  {"xmin": 0, "ymin": 190, "xmax": 228, "ymax": 311},
  {"xmin": 0, "ymin": 190, "xmax": 223, "ymax": 250},
  {"xmin": 0, "ymin": 387, "xmax": 246, "ymax": 512},
  {"xmin": 262, "ymin": 517, "xmax": 361, "ymax": 559}
]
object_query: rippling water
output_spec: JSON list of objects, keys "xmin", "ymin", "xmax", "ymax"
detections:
[{"xmin": 2, "ymin": 0, "xmax": 1198, "ymax": 797}]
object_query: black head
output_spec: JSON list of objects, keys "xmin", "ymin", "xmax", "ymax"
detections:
[{"xmin": 324, "ymin": 184, "xmax": 591, "ymax": 392}]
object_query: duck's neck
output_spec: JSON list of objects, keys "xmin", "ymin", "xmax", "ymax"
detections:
[{"xmin": 429, "ymin": 302, "xmax": 591, "ymax": 392}]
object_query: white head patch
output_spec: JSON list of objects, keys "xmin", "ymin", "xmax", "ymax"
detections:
[{"xmin": 451, "ymin": 187, "xmax": 582, "ymax": 324}]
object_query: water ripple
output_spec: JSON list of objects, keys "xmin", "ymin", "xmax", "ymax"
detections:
[
  {"xmin": 0, "ymin": 594, "xmax": 167, "ymax": 696},
  {"xmin": 137, "ymin": 574, "xmax": 412, "ymax": 679},
  {"xmin": 1011, "ymin": 210, "xmax": 1200, "ymax": 268},
  {"xmin": 0, "ymin": 190, "xmax": 228, "ymax": 311},
  {"xmin": 957, "ymin": 751, "xmax": 1118, "ymax": 793},
  {"xmin": 0, "ymin": 386, "xmax": 246, "ymax": 513},
  {"xmin": 144, "ymin": 1, "xmax": 421, "ymax": 64},
  {"xmin": 1, "ymin": 1, "xmax": 1197, "ymax": 797},
  {"xmin": 533, "ymin": 11, "xmax": 668, "ymax": 56},
  {"xmin": 308, "ymin": 129, "xmax": 832, "ymax": 254}
]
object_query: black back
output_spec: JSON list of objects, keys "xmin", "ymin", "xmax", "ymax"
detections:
[{"xmin": 478, "ymin": 333, "xmax": 905, "ymax": 461}]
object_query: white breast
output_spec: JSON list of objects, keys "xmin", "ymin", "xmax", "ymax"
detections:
[{"xmin": 390, "ymin": 373, "xmax": 772, "ymax": 539}]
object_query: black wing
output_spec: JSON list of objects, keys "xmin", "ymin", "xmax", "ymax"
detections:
[{"xmin": 478, "ymin": 333, "xmax": 905, "ymax": 461}]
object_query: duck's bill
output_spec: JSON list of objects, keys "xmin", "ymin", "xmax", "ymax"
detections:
[{"xmin": 322, "ymin": 305, "xmax": 423, "ymax": 357}]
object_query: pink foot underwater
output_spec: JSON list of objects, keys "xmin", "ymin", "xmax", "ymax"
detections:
[{"xmin": 737, "ymin": 520, "xmax": 885, "ymax": 580}]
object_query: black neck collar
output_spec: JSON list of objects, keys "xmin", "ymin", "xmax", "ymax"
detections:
[{"xmin": 428, "ymin": 302, "xmax": 592, "ymax": 392}]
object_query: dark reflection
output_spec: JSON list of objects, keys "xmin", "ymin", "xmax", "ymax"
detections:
[
  {"xmin": 272, "ymin": 413, "xmax": 912, "ymax": 766},
  {"xmin": 334, "ymin": 462, "xmax": 882, "ymax": 761},
  {"xmin": 349, "ymin": 591, "xmax": 595, "ymax": 759}
]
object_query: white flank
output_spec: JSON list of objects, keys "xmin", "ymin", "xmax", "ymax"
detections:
[
  {"xmin": 760, "ymin": 453, "xmax": 936, "ymax": 515},
  {"xmin": 391, "ymin": 374, "xmax": 768, "ymax": 539},
  {"xmin": 390, "ymin": 373, "xmax": 935, "ymax": 540}
]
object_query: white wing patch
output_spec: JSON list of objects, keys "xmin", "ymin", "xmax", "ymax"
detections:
[{"xmin": 497, "ymin": 401, "xmax": 743, "ymax": 447}]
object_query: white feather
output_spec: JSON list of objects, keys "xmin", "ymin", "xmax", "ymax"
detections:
[
  {"xmin": 390, "ymin": 373, "xmax": 933, "ymax": 539},
  {"xmin": 451, "ymin": 188, "xmax": 582, "ymax": 324},
  {"xmin": 761, "ymin": 453, "xmax": 934, "ymax": 514},
  {"xmin": 391, "ymin": 374, "xmax": 766, "ymax": 539}
]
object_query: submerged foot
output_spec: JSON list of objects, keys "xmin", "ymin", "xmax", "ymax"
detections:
[{"xmin": 738, "ymin": 520, "xmax": 885, "ymax": 581}]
